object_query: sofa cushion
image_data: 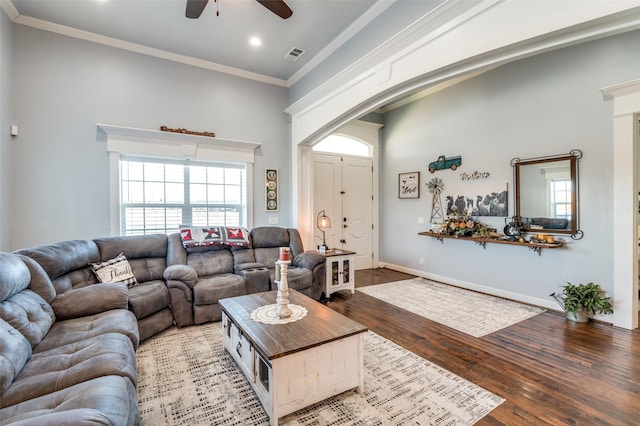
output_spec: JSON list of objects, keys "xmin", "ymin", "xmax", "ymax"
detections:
[
  {"xmin": 90, "ymin": 253, "xmax": 138, "ymax": 288},
  {"xmin": 136, "ymin": 308, "xmax": 174, "ymax": 342},
  {"xmin": 187, "ymin": 249, "xmax": 234, "ymax": 277},
  {"xmin": 0, "ymin": 332, "xmax": 136, "ymax": 408},
  {"xmin": 253, "ymin": 247, "xmax": 280, "ymax": 271},
  {"xmin": 51, "ymin": 283, "xmax": 129, "ymax": 321},
  {"xmin": 0, "ymin": 290, "xmax": 55, "ymax": 349},
  {"xmin": 193, "ymin": 274, "xmax": 246, "ymax": 305},
  {"xmin": 250, "ymin": 227, "xmax": 290, "ymax": 248},
  {"xmin": 0, "ymin": 375, "xmax": 139, "ymax": 426},
  {"xmin": 0, "ymin": 318, "xmax": 32, "ymax": 396},
  {"xmin": 0, "ymin": 253, "xmax": 31, "ymax": 302},
  {"xmin": 269, "ymin": 266, "xmax": 313, "ymax": 291},
  {"xmin": 14, "ymin": 240, "xmax": 100, "ymax": 282},
  {"xmin": 33, "ymin": 309, "xmax": 139, "ymax": 353},
  {"xmin": 94, "ymin": 234, "xmax": 168, "ymax": 261},
  {"xmin": 128, "ymin": 257, "xmax": 167, "ymax": 284},
  {"xmin": 283, "ymin": 267, "xmax": 313, "ymax": 291},
  {"xmin": 94, "ymin": 234, "xmax": 168, "ymax": 282},
  {"xmin": 14, "ymin": 255, "xmax": 56, "ymax": 304},
  {"xmin": 127, "ymin": 280, "xmax": 169, "ymax": 320}
]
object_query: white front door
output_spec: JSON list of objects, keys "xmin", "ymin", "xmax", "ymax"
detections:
[{"xmin": 313, "ymin": 153, "xmax": 373, "ymax": 270}]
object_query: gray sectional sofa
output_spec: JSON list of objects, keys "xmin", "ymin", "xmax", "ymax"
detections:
[{"xmin": 0, "ymin": 226, "xmax": 325, "ymax": 425}]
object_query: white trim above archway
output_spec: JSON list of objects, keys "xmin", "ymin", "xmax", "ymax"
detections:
[
  {"xmin": 286, "ymin": 3, "xmax": 640, "ymax": 147},
  {"xmin": 601, "ymin": 79, "xmax": 640, "ymax": 330}
]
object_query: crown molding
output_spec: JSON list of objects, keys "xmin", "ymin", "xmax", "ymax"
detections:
[
  {"xmin": 0, "ymin": 0, "xmax": 18, "ymax": 20},
  {"xmin": 287, "ymin": 0, "xmax": 396, "ymax": 87},
  {"xmin": 600, "ymin": 79, "xmax": 640, "ymax": 101},
  {"xmin": 13, "ymin": 14, "xmax": 288, "ymax": 88},
  {"xmin": 6, "ymin": 0, "xmax": 393, "ymax": 89}
]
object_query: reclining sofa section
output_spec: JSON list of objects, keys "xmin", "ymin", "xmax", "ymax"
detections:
[{"xmin": 0, "ymin": 226, "xmax": 324, "ymax": 425}]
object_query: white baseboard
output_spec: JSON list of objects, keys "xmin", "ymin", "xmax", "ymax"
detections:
[
  {"xmin": 380, "ymin": 262, "xmax": 562, "ymax": 312},
  {"xmin": 379, "ymin": 263, "xmax": 613, "ymax": 323}
]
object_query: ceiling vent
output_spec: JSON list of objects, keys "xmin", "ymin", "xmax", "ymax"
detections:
[{"xmin": 284, "ymin": 47, "xmax": 305, "ymax": 61}]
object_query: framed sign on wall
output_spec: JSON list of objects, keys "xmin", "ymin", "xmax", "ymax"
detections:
[
  {"xmin": 265, "ymin": 169, "xmax": 279, "ymax": 211},
  {"xmin": 399, "ymin": 171, "xmax": 420, "ymax": 199}
]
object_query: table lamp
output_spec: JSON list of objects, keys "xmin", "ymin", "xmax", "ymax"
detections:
[{"xmin": 316, "ymin": 210, "xmax": 331, "ymax": 251}]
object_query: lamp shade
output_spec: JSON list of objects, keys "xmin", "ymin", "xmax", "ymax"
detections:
[{"xmin": 317, "ymin": 210, "xmax": 331, "ymax": 230}]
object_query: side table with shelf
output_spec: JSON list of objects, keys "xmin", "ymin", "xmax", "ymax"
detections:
[{"xmin": 316, "ymin": 249, "xmax": 356, "ymax": 297}]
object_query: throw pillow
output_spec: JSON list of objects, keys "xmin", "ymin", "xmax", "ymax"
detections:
[{"xmin": 90, "ymin": 253, "xmax": 138, "ymax": 288}]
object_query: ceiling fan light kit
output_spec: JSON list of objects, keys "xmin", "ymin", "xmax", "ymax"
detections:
[{"xmin": 185, "ymin": 0, "xmax": 292, "ymax": 19}]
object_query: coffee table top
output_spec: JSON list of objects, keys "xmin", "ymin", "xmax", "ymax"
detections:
[{"xmin": 219, "ymin": 289, "xmax": 368, "ymax": 360}]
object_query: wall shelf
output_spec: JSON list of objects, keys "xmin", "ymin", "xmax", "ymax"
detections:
[{"xmin": 418, "ymin": 231, "xmax": 566, "ymax": 256}]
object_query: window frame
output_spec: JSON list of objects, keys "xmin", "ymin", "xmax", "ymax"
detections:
[
  {"xmin": 119, "ymin": 156, "xmax": 247, "ymax": 236},
  {"xmin": 99, "ymin": 124, "xmax": 258, "ymax": 236}
]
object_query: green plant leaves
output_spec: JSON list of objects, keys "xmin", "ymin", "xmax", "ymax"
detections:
[{"xmin": 560, "ymin": 282, "xmax": 613, "ymax": 315}]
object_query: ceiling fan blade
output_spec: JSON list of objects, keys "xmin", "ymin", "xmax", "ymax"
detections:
[
  {"xmin": 256, "ymin": 0, "xmax": 293, "ymax": 19},
  {"xmin": 186, "ymin": 0, "xmax": 208, "ymax": 19}
]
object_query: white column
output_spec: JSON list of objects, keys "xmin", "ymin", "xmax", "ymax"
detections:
[{"xmin": 602, "ymin": 80, "xmax": 640, "ymax": 330}]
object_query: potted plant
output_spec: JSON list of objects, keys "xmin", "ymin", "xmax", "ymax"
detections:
[{"xmin": 550, "ymin": 282, "xmax": 613, "ymax": 322}]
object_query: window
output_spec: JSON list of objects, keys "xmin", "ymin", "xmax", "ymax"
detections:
[
  {"xmin": 120, "ymin": 157, "xmax": 246, "ymax": 235},
  {"xmin": 313, "ymin": 134, "xmax": 371, "ymax": 157},
  {"xmin": 550, "ymin": 179, "xmax": 571, "ymax": 220}
]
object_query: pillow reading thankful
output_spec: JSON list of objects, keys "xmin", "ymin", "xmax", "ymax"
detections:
[
  {"xmin": 90, "ymin": 253, "xmax": 138, "ymax": 288},
  {"xmin": 179, "ymin": 226, "xmax": 250, "ymax": 248}
]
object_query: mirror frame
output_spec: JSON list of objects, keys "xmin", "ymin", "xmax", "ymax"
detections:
[{"xmin": 512, "ymin": 149, "xmax": 583, "ymax": 239}]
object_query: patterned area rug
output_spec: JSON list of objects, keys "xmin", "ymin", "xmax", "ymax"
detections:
[
  {"xmin": 137, "ymin": 322, "xmax": 504, "ymax": 425},
  {"xmin": 357, "ymin": 277, "xmax": 545, "ymax": 337}
]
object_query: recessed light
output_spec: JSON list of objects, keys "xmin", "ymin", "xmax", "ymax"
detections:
[{"xmin": 249, "ymin": 37, "xmax": 262, "ymax": 47}]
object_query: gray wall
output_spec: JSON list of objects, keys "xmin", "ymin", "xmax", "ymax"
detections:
[
  {"xmin": 380, "ymin": 30, "xmax": 640, "ymax": 304},
  {"xmin": 0, "ymin": 11, "xmax": 13, "ymax": 251},
  {"xmin": 11, "ymin": 25, "xmax": 289, "ymax": 249}
]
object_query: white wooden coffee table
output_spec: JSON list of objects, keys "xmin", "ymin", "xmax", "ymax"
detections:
[{"xmin": 219, "ymin": 289, "xmax": 368, "ymax": 425}]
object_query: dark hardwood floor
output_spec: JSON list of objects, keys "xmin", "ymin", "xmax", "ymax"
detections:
[{"xmin": 324, "ymin": 268, "xmax": 640, "ymax": 426}]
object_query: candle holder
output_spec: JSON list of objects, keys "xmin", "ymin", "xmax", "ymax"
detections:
[
  {"xmin": 278, "ymin": 247, "xmax": 290, "ymax": 262},
  {"xmin": 275, "ymin": 259, "xmax": 292, "ymax": 319}
]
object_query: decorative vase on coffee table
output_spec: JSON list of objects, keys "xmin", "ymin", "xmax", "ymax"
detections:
[{"xmin": 276, "ymin": 260, "xmax": 292, "ymax": 319}]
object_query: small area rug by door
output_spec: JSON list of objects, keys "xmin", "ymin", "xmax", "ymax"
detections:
[
  {"xmin": 357, "ymin": 277, "xmax": 545, "ymax": 337},
  {"xmin": 137, "ymin": 322, "xmax": 504, "ymax": 425}
]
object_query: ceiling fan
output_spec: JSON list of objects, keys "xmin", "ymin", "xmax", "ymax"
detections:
[{"xmin": 186, "ymin": 0, "xmax": 293, "ymax": 19}]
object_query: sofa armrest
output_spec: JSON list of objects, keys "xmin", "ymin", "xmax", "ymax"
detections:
[
  {"xmin": 234, "ymin": 263, "xmax": 271, "ymax": 294},
  {"xmin": 234, "ymin": 262, "xmax": 266, "ymax": 273},
  {"xmin": 163, "ymin": 265, "xmax": 197, "ymax": 327},
  {"xmin": 292, "ymin": 252, "xmax": 325, "ymax": 271},
  {"xmin": 163, "ymin": 264, "xmax": 197, "ymax": 288},
  {"xmin": 51, "ymin": 283, "xmax": 128, "ymax": 320}
]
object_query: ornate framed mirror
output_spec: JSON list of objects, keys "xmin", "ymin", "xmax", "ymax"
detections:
[{"xmin": 512, "ymin": 150, "xmax": 583, "ymax": 239}]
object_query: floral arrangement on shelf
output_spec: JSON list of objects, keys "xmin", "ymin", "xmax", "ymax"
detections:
[{"xmin": 438, "ymin": 213, "xmax": 492, "ymax": 238}]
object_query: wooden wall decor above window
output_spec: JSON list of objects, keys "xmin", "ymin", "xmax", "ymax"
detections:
[{"xmin": 160, "ymin": 126, "xmax": 215, "ymax": 138}]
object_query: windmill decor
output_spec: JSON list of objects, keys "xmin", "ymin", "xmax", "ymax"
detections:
[{"xmin": 427, "ymin": 177, "xmax": 444, "ymax": 227}]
